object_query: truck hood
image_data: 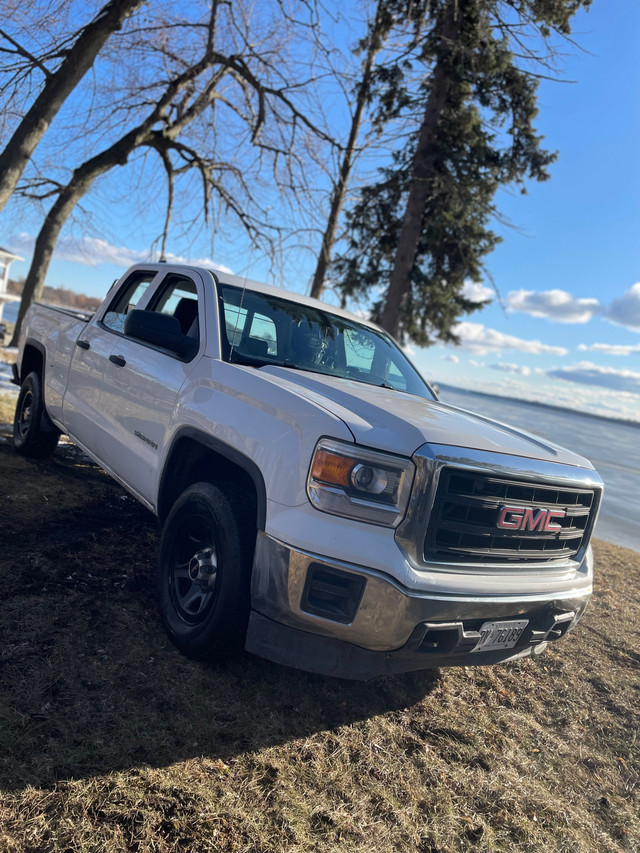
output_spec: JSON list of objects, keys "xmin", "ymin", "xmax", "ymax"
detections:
[{"xmin": 260, "ymin": 366, "xmax": 594, "ymax": 469}]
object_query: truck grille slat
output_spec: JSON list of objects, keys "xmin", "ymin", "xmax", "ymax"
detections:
[
  {"xmin": 425, "ymin": 470, "xmax": 598, "ymax": 564},
  {"xmin": 437, "ymin": 518, "xmax": 586, "ymax": 541},
  {"xmin": 443, "ymin": 493, "xmax": 591, "ymax": 517}
]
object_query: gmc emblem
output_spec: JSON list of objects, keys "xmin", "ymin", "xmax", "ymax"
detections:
[{"xmin": 497, "ymin": 505, "xmax": 566, "ymax": 532}]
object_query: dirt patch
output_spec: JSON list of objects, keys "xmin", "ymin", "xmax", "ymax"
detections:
[{"xmin": 0, "ymin": 412, "xmax": 638, "ymax": 852}]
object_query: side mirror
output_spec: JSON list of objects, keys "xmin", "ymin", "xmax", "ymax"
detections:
[{"xmin": 124, "ymin": 309, "xmax": 196, "ymax": 358}]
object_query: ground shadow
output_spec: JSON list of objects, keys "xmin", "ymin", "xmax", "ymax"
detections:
[{"xmin": 0, "ymin": 435, "xmax": 440, "ymax": 791}]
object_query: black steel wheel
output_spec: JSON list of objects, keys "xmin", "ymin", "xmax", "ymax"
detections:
[
  {"xmin": 156, "ymin": 482, "xmax": 252, "ymax": 659},
  {"xmin": 13, "ymin": 371, "xmax": 60, "ymax": 459}
]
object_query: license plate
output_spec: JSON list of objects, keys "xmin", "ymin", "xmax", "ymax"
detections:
[{"xmin": 471, "ymin": 619, "xmax": 529, "ymax": 653}]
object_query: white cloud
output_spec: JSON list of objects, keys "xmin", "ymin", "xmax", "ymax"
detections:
[
  {"xmin": 8, "ymin": 232, "xmax": 233, "ymax": 274},
  {"xmin": 7, "ymin": 233, "xmax": 35, "ymax": 259},
  {"xmin": 547, "ymin": 361, "xmax": 640, "ymax": 394},
  {"xmin": 490, "ymin": 362, "xmax": 531, "ymax": 377},
  {"xmin": 352, "ymin": 308, "xmax": 371, "ymax": 320},
  {"xmin": 454, "ymin": 321, "xmax": 568, "ymax": 356},
  {"xmin": 469, "ymin": 359, "xmax": 485, "ymax": 367},
  {"xmin": 606, "ymin": 283, "xmax": 640, "ymax": 331},
  {"xmin": 506, "ymin": 289, "xmax": 601, "ymax": 324},
  {"xmin": 442, "ymin": 354, "xmax": 460, "ymax": 363},
  {"xmin": 578, "ymin": 342, "xmax": 640, "ymax": 356},
  {"xmin": 506, "ymin": 283, "xmax": 640, "ymax": 334},
  {"xmin": 462, "ymin": 280, "xmax": 493, "ymax": 303}
]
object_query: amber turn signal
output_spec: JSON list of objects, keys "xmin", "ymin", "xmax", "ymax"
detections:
[{"xmin": 310, "ymin": 449, "xmax": 355, "ymax": 488}]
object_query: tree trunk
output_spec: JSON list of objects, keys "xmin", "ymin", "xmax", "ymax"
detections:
[
  {"xmin": 9, "ymin": 125, "xmax": 154, "ymax": 345},
  {"xmin": 0, "ymin": 0, "xmax": 146, "ymax": 214},
  {"xmin": 308, "ymin": 0, "xmax": 387, "ymax": 300},
  {"xmin": 378, "ymin": 0, "xmax": 463, "ymax": 339}
]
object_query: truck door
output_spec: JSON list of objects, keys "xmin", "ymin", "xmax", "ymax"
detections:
[
  {"xmin": 63, "ymin": 270, "xmax": 159, "ymax": 460},
  {"xmin": 93, "ymin": 271, "xmax": 204, "ymax": 506}
]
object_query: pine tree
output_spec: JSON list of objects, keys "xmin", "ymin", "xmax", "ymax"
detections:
[{"xmin": 333, "ymin": 0, "xmax": 590, "ymax": 344}]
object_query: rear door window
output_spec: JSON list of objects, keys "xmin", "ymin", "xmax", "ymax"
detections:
[
  {"xmin": 102, "ymin": 271, "xmax": 156, "ymax": 333},
  {"xmin": 148, "ymin": 275, "xmax": 200, "ymax": 340}
]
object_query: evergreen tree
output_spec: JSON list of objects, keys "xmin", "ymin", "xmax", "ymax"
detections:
[{"xmin": 333, "ymin": 0, "xmax": 590, "ymax": 344}]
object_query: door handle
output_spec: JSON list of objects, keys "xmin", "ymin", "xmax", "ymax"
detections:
[
  {"xmin": 77, "ymin": 339, "xmax": 91, "ymax": 350},
  {"xmin": 109, "ymin": 354, "xmax": 126, "ymax": 367}
]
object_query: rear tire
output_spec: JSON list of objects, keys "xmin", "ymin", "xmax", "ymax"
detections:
[
  {"xmin": 13, "ymin": 371, "xmax": 60, "ymax": 459},
  {"xmin": 156, "ymin": 482, "xmax": 253, "ymax": 660}
]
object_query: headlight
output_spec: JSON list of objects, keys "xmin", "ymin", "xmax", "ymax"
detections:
[{"xmin": 307, "ymin": 438, "xmax": 415, "ymax": 527}]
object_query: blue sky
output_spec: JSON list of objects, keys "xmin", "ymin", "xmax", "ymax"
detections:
[{"xmin": 2, "ymin": 0, "xmax": 639, "ymax": 421}]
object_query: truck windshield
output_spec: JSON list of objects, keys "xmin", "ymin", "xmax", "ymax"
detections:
[{"xmin": 218, "ymin": 284, "xmax": 435, "ymax": 400}]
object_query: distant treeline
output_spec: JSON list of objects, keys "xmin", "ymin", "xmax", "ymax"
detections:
[{"xmin": 8, "ymin": 278, "xmax": 102, "ymax": 312}]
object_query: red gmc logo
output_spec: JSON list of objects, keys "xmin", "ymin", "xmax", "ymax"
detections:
[{"xmin": 497, "ymin": 505, "xmax": 566, "ymax": 532}]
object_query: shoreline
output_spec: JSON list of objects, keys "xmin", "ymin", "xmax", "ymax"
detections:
[{"xmin": 439, "ymin": 382, "xmax": 640, "ymax": 429}]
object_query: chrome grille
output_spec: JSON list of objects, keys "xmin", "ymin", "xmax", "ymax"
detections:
[{"xmin": 424, "ymin": 468, "xmax": 597, "ymax": 563}]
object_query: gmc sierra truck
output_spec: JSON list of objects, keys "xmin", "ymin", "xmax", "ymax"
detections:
[{"xmin": 12, "ymin": 263, "xmax": 603, "ymax": 679}]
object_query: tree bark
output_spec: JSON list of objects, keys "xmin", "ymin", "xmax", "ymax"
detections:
[
  {"xmin": 378, "ymin": 0, "xmax": 463, "ymax": 339},
  {"xmin": 0, "ymin": 0, "xmax": 146, "ymax": 214}
]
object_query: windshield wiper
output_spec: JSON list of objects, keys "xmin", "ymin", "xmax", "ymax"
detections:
[
  {"xmin": 229, "ymin": 352, "xmax": 308, "ymax": 371},
  {"xmin": 228, "ymin": 351, "xmax": 270, "ymax": 367}
]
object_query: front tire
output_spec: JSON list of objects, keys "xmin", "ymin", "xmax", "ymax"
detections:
[
  {"xmin": 13, "ymin": 371, "xmax": 60, "ymax": 459},
  {"xmin": 156, "ymin": 482, "xmax": 253, "ymax": 659}
]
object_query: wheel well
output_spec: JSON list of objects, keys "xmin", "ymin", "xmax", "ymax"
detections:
[
  {"xmin": 20, "ymin": 344, "xmax": 44, "ymax": 382},
  {"xmin": 158, "ymin": 435, "xmax": 265, "ymax": 530}
]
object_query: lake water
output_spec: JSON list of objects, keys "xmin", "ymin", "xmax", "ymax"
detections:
[
  {"xmin": 439, "ymin": 384, "xmax": 639, "ymax": 553},
  {"xmin": 1, "ymin": 300, "xmax": 18, "ymax": 325}
]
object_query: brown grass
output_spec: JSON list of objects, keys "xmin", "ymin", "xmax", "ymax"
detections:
[
  {"xmin": 0, "ymin": 396, "xmax": 638, "ymax": 852},
  {"xmin": 0, "ymin": 391, "xmax": 15, "ymax": 424}
]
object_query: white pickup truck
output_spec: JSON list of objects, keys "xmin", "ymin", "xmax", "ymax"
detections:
[{"xmin": 12, "ymin": 263, "xmax": 603, "ymax": 678}]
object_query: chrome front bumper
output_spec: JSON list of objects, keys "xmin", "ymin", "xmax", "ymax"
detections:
[{"xmin": 245, "ymin": 531, "xmax": 592, "ymax": 679}]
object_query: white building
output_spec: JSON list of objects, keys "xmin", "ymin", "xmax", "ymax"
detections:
[{"xmin": 0, "ymin": 246, "xmax": 23, "ymax": 323}]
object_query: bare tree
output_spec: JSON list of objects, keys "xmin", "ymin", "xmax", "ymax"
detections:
[
  {"xmin": 10, "ymin": 1, "xmax": 332, "ymax": 345},
  {"xmin": 308, "ymin": 0, "xmax": 390, "ymax": 300},
  {"xmin": 0, "ymin": 0, "xmax": 147, "ymax": 213}
]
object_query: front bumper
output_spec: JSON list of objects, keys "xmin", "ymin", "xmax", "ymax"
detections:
[{"xmin": 245, "ymin": 531, "xmax": 592, "ymax": 679}]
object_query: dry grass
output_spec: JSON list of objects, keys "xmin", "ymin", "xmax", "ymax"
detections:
[
  {"xmin": 0, "ymin": 400, "xmax": 638, "ymax": 852},
  {"xmin": 0, "ymin": 392, "xmax": 15, "ymax": 424}
]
